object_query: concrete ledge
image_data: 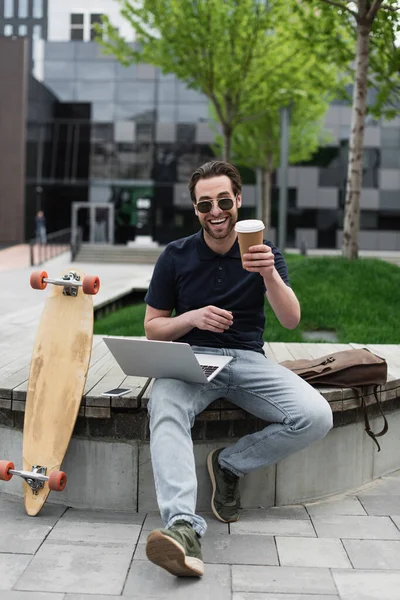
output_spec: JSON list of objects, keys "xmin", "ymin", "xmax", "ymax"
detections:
[{"xmin": 1, "ymin": 408, "xmax": 400, "ymax": 511}]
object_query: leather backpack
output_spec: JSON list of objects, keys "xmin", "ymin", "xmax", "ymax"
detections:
[{"xmin": 280, "ymin": 348, "xmax": 388, "ymax": 451}]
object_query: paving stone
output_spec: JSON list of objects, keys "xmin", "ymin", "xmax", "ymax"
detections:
[
  {"xmin": 276, "ymin": 536, "xmax": 351, "ymax": 568},
  {"xmin": 391, "ymin": 515, "xmax": 400, "ymax": 530},
  {"xmin": 356, "ymin": 475, "xmax": 400, "ymax": 496},
  {"xmin": 0, "ymin": 519, "xmax": 54, "ymax": 554},
  {"xmin": 60, "ymin": 507, "xmax": 146, "ymax": 525},
  {"xmin": 343, "ymin": 539, "xmax": 400, "ymax": 569},
  {"xmin": 238, "ymin": 506, "xmax": 309, "ymax": 520},
  {"xmin": 47, "ymin": 520, "xmax": 141, "ymax": 545},
  {"xmin": 0, "ymin": 554, "xmax": 33, "ymax": 591},
  {"xmin": 15, "ymin": 540, "xmax": 135, "ymax": 595},
  {"xmin": 232, "ymin": 565, "xmax": 337, "ymax": 595},
  {"xmin": 0, "ymin": 594, "xmax": 64, "ymax": 600},
  {"xmin": 133, "ymin": 530, "xmax": 278, "ymax": 566},
  {"xmin": 123, "ymin": 561, "xmax": 231, "ymax": 599},
  {"xmin": 332, "ymin": 569, "xmax": 400, "ymax": 600},
  {"xmin": 357, "ymin": 495, "xmax": 400, "ymax": 516},
  {"xmin": 311, "ymin": 515, "xmax": 400, "ymax": 539},
  {"xmin": 233, "ymin": 595, "xmax": 339, "ymax": 600},
  {"xmin": 230, "ymin": 518, "xmax": 315, "ymax": 537},
  {"xmin": 305, "ymin": 495, "xmax": 367, "ymax": 517},
  {"xmin": 202, "ymin": 533, "xmax": 278, "ymax": 565},
  {"xmin": 0, "ymin": 493, "xmax": 66, "ymax": 523}
]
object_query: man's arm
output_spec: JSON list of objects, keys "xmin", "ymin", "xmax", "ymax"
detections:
[
  {"xmin": 144, "ymin": 305, "xmax": 234, "ymax": 341},
  {"xmin": 242, "ymin": 244, "xmax": 300, "ymax": 330},
  {"xmin": 264, "ymin": 270, "xmax": 300, "ymax": 330}
]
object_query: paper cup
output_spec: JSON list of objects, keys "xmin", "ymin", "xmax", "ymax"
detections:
[{"xmin": 235, "ymin": 219, "xmax": 265, "ymax": 266}]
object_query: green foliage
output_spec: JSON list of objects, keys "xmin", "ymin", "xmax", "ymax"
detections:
[
  {"xmin": 94, "ymin": 257, "xmax": 400, "ymax": 344},
  {"xmin": 99, "ymin": 1, "xmax": 345, "ymax": 159},
  {"xmin": 101, "ymin": 1, "xmax": 285, "ymax": 127},
  {"xmin": 294, "ymin": 1, "xmax": 400, "ymax": 120}
]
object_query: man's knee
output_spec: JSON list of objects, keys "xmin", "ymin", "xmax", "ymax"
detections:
[{"xmin": 306, "ymin": 398, "xmax": 333, "ymax": 441}]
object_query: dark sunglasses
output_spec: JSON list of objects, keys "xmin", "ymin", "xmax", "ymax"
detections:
[{"xmin": 196, "ymin": 197, "xmax": 234, "ymax": 214}]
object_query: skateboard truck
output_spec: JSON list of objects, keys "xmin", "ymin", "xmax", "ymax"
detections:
[
  {"xmin": 0, "ymin": 461, "xmax": 67, "ymax": 493},
  {"xmin": 19, "ymin": 466, "xmax": 47, "ymax": 493},
  {"xmin": 30, "ymin": 270, "xmax": 100, "ymax": 296}
]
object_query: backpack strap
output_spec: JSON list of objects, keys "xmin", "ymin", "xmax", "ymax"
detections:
[{"xmin": 354, "ymin": 385, "xmax": 389, "ymax": 452}]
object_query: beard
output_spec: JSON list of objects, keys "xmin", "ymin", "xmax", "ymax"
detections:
[{"xmin": 201, "ymin": 213, "xmax": 237, "ymax": 240}]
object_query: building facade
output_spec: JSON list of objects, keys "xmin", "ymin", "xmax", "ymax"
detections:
[{"xmin": 1, "ymin": 0, "xmax": 399, "ymax": 249}]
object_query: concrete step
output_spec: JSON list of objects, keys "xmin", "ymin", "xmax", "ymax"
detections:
[{"xmin": 75, "ymin": 244, "xmax": 164, "ymax": 264}]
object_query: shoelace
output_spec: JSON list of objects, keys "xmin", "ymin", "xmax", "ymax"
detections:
[{"xmin": 221, "ymin": 469, "xmax": 239, "ymax": 503}]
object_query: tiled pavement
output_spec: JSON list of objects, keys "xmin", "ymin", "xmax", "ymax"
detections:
[{"xmin": 1, "ymin": 470, "xmax": 400, "ymax": 599}]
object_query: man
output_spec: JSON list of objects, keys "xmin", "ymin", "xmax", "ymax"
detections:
[
  {"xmin": 35, "ymin": 210, "xmax": 47, "ymax": 244},
  {"xmin": 144, "ymin": 161, "xmax": 333, "ymax": 577}
]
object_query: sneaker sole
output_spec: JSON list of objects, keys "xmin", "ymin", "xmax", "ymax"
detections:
[
  {"xmin": 207, "ymin": 449, "xmax": 239, "ymax": 524},
  {"xmin": 146, "ymin": 530, "xmax": 204, "ymax": 577}
]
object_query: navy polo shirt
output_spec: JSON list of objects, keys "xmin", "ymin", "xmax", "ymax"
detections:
[{"xmin": 144, "ymin": 229, "xmax": 290, "ymax": 353}]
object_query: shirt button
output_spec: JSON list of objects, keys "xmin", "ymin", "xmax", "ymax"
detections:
[
  {"xmin": 217, "ymin": 278, "xmax": 222, "ymax": 282},
  {"xmin": 218, "ymin": 266, "xmax": 223, "ymax": 271}
]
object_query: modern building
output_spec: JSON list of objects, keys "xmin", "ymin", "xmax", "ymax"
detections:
[{"xmin": 1, "ymin": 0, "xmax": 399, "ymax": 249}]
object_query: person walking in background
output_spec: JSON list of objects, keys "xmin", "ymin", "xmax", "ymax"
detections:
[
  {"xmin": 143, "ymin": 160, "xmax": 333, "ymax": 578},
  {"xmin": 35, "ymin": 210, "xmax": 47, "ymax": 244}
]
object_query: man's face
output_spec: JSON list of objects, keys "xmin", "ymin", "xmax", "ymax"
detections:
[{"xmin": 193, "ymin": 175, "xmax": 242, "ymax": 241}]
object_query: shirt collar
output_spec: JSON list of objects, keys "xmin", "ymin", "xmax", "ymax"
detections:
[{"xmin": 195, "ymin": 229, "xmax": 241, "ymax": 260}]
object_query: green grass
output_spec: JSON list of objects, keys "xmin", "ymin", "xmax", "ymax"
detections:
[{"xmin": 94, "ymin": 256, "xmax": 400, "ymax": 344}]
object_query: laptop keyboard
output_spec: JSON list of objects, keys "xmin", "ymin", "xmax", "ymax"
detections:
[{"xmin": 201, "ymin": 364, "xmax": 219, "ymax": 377}]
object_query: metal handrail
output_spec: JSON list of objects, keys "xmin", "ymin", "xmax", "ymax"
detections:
[{"xmin": 29, "ymin": 227, "xmax": 76, "ymax": 267}]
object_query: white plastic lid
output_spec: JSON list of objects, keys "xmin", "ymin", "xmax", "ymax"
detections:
[{"xmin": 234, "ymin": 219, "xmax": 265, "ymax": 233}]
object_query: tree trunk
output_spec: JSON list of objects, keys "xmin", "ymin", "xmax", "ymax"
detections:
[
  {"xmin": 222, "ymin": 125, "xmax": 232, "ymax": 162},
  {"xmin": 342, "ymin": 22, "xmax": 370, "ymax": 259},
  {"xmin": 263, "ymin": 154, "xmax": 274, "ymax": 235}
]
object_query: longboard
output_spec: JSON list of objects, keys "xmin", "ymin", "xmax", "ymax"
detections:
[{"xmin": 0, "ymin": 269, "xmax": 99, "ymax": 516}]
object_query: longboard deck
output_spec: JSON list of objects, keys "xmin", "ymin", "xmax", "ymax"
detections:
[{"xmin": 23, "ymin": 269, "xmax": 94, "ymax": 516}]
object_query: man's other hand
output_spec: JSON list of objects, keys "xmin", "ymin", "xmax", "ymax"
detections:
[{"xmin": 191, "ymin": 306, "xmax": 233, "ymax": 333}]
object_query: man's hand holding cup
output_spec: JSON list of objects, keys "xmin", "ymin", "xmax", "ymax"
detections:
[{"xmin": 235, "ymin": 219, "xmax": 275, "ymax": 281}]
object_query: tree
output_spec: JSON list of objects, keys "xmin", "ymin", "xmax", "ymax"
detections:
[
  {"xmin": 297, "ymin": 1, "xmax": 400, "ymax": 259},
  {"xmin": 215, "ymin": 92, "xmax": 332, "ymax": 234},
  {"xmin": 99, "ymin": 0, "xmax": 304, "ymax": 160}
]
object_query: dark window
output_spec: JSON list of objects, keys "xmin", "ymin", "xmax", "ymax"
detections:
[
  {"xmin": 70, "ymin": 14, "xmax": 84, "ymax": 40},
  {"xmin": 90, "ymin": 13, "xmax": 103, "ymax": 41},
  {"xmin": 71, "ymin": 29, "xmax": 84, "ymax": 41},
  {"xmin": 379, "ymin": 212, "xmax": 400, "ymax": 230},
  {"xmin": 297, "ymin": 146, "xmax": 340, "ymax": 168},
  {"xmin": 71, "ymin": 14, "xmax": 84, "ymax": 25},
  {"xmin": 316, "ymin": 210, "xmax": 339, "ymax": 248}
]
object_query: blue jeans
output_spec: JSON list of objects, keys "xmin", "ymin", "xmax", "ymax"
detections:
[{"xmin": 147, "ymin": 346, "xmax": 333, "ymax": 537}]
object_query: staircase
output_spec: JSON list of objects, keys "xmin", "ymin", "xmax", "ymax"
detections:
[{"xmin": 74, "ymin": 244, "xmax": 164, "ymax": 264}]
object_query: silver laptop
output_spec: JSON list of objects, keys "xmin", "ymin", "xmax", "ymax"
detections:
[{"xmin": 103, "ymin": 337, "xmax": 233, "ymax": 384}]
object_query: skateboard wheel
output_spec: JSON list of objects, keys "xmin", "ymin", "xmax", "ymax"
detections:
[
  {"xmin": 0, "ymin": 460, "xmax": 14, "ymax": 481},
  {"xmin": 48, "ymin": 470, "xmax": 67, "ymax": 492},
  {"xmin": 30, "ymin": 270, "xmax": 48, "ymax": 290},
  {"xmin": 82, "ymin": 275, "xmax": 100, "ymax": 295}
]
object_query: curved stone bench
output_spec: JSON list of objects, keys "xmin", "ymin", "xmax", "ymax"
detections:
[{"xmin": 0, "ymin": 341, "xmax": 399, "ymax": 512}]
